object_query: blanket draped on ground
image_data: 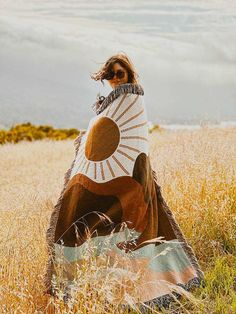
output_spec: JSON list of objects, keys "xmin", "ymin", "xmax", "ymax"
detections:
[{"xmin": 44, "ymin": 83, "xmax": 204, "ymax": 309}]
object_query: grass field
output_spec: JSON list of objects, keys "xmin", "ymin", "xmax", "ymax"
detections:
[{"xmin": 0, "ymin": 127, "xmax": 235, "ymax": 313}]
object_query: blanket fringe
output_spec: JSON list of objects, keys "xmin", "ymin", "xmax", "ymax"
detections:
[
  {"xmin": 121, "ymin": 276, "xmax": 202, "ymax": 313},
  {"xmin": 152, "ymin": 169, "xmax": 205, "ymax": 283},
  {"xmin": 43, "ymin": 130, "xmax": 86, "ymax": 295}
]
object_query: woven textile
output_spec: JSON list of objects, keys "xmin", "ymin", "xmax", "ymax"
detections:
[{"xmin": 44, "ymin": 83, "xmax": 204, "ymax": 309}]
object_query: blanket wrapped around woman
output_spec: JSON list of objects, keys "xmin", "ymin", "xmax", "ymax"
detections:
[{"xmin": 44, "ymin": 83, "xmax": 204, "ymax": 309}]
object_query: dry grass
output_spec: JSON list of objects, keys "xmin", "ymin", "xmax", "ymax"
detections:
[{"xmin": 0, "ymin": 127, "xmax": 235, "ymax": 313}]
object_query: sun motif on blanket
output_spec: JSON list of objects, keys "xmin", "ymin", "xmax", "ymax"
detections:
[{"xmin": 70, "ymin": 93, "xmax": 149, "ymax": 183}]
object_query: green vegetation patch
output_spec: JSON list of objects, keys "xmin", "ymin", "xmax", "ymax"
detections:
[{"xmin": 0, "ymin": 122, "xmax": 80, "ymax": 144}]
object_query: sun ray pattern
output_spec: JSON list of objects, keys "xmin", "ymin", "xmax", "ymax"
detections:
[
  {"xmin": 94, "ymin": 162, "xmax": 97, "ymax": 180},
  {"xmin": 114, "ymin": 94, "xmax": 139, "ymax": 122},
  {"xmin": 120, "ymin": 121, "xmax": 148, "ymax": 133},
  {"xmin": 119, "ymin": 143, "xmax": 141, "ymax": 153},
  {"xmin": 121, "ymin": 136, "xmax": 148, "ymax": 141},
  {"xmin": 69, "ymin": 93, "xmax": 149, "ymax": 183},
  {"xmin": 116, "ymin": 149, "xmax": 135, "ymax": 161},
  {"xmin": 85, "ymin": 161, "xmax": 90, "ymax": 174},
  {"xmin": 81, "ymin": 160, "xmax": 88, "ymax": 172},
  {"xmin": 118, "ymin": 108, "xmax": 144, "ymax": 127},
  {"xmin": 105, "ymin": 104, "xmax": 112, "ymax": 117},
  {"xmin": 100, "ymin": 161, "xmax": 105, "ymax": 180},
  {"xmin": 110, "ymin": 93, "xmax": 127, "ymax": 119},
  {"xmin": 112, "ymin": 155, "xmax": 129, "ymax": 175},
  {"xmin": 106, "ymin": 159, "xmax": 115, "ymax": 178}
]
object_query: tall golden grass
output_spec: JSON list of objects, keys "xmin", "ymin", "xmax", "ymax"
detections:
[{"xmin": 0, "ymin": 126, "xmax": 235, "ymax": 313}]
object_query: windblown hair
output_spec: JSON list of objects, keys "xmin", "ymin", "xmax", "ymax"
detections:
[{"xmin": 90, "ymin": 53, "xmax": 139, "ymax": 85}]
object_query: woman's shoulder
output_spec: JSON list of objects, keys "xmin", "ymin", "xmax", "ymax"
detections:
[
  {"xmin": 110, "ymin": 92, "xmax": 144, "ymax": 110},
  {"xmin": 108, "ymin": 92, "xmax": 146, "ymax": 120},
  {"xmin": 93, "ymin": 83, "xmax": 144, "ymax": 115},
  {"xmin": 123, "ymin": 91, "xmax": 145, "ymax": 108}
]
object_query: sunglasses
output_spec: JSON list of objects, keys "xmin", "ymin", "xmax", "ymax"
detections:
[{"xmin": 104, "ymin": 69, "xmax": 126, "ymax": 80}]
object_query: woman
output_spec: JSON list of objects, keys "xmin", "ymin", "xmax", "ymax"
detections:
[{"xmin": 44, "ymin": 53, "xmax": 204, "ymax": 310}]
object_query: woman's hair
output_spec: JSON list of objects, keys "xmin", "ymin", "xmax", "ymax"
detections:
[{"xmin": 90, "ymin": 53, "xmax": 139, "ymax": 85}]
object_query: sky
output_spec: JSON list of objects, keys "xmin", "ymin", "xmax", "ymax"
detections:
[{"xmin": 0, "ymin": 0, "xmax": 236, "ymax": 128}]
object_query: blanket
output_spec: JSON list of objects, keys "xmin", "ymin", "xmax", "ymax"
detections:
[{"xmin": 44, "ymin": 83, "xmax": 204, "ymax": 309}]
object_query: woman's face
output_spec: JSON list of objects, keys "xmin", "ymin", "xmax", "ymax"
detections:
[{"xmin": 107, "ymin": 62, "xmax": 129, "ymax": 89}]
